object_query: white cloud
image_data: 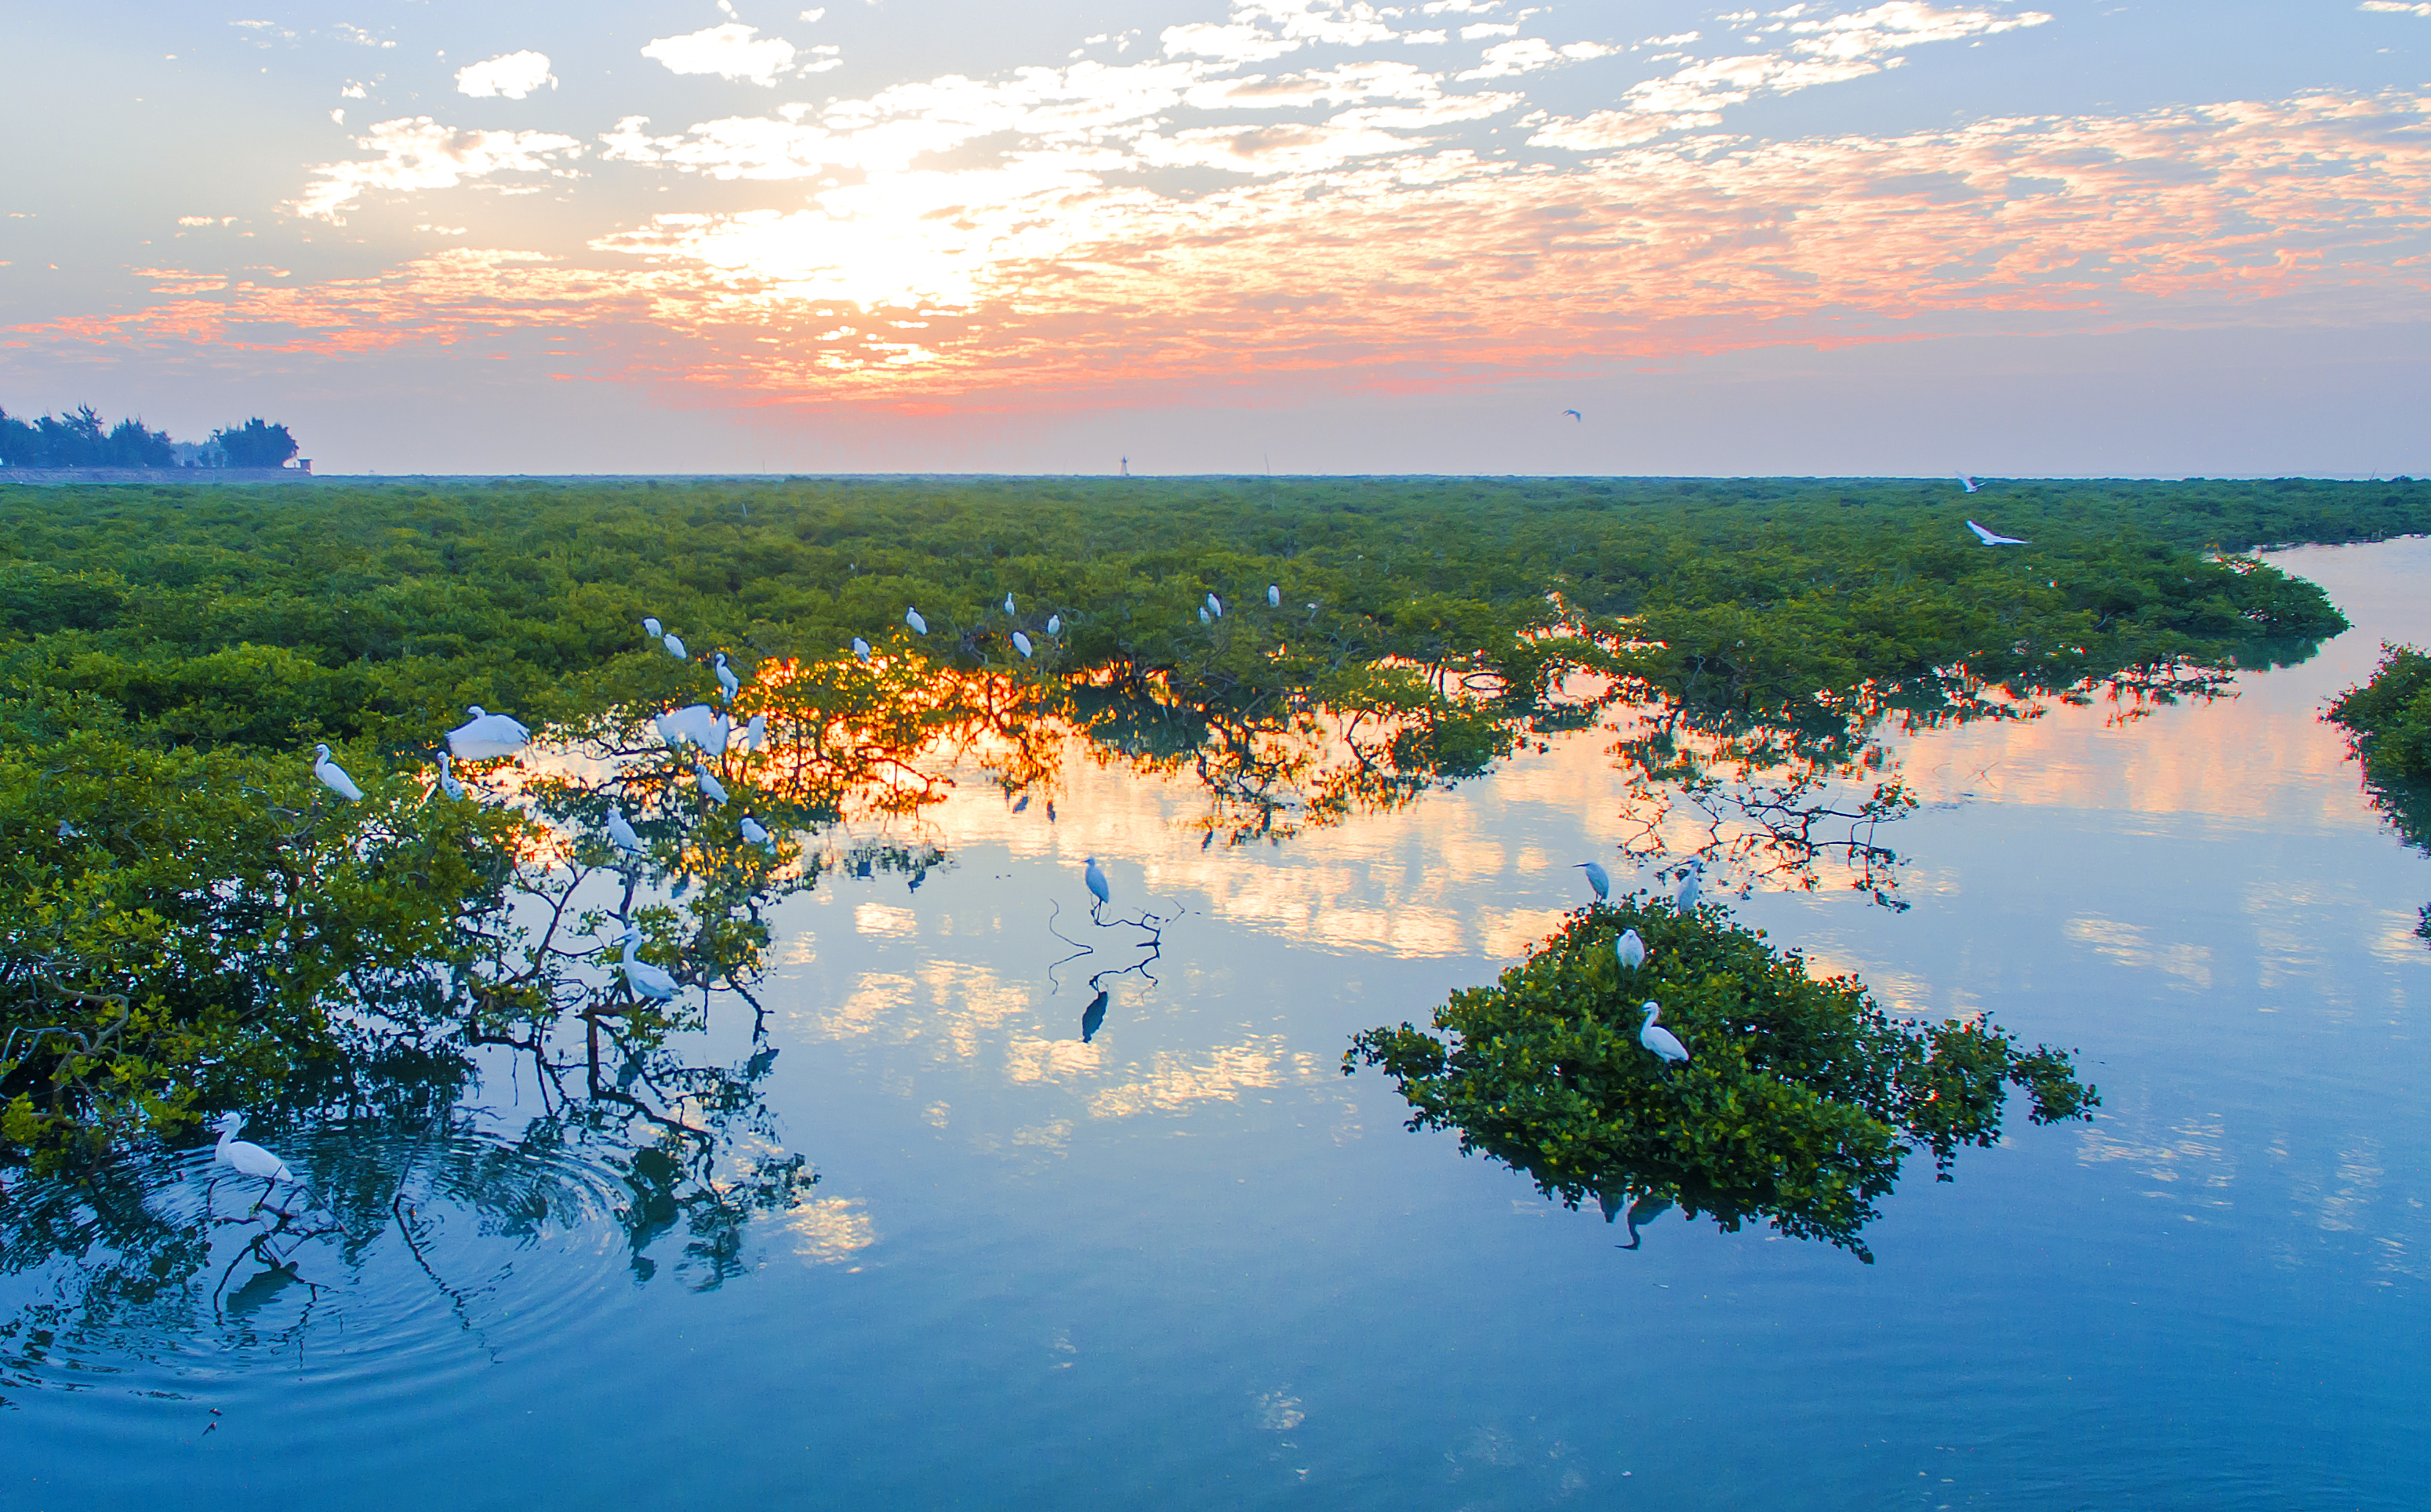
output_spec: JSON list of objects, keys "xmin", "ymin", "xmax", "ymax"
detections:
[
  {"xmin": 1459, "ymin": 23, "xmax": 1518, "ymax": 39},
  {"xmin": 1185, "ymin": 59, "xmax": 1448, "ymax": 109},
  {"xmin": 1139, "ymin": 119, "xmax": 1420, "ymax": 173},
  {"xmin": 290, "ymin": 117, "xmax": 583, "ymax": 220},
  {"xmin": 642, "ymin": 24, "xmax": 804, "ymax": 86},
  {"xmin": 1162, "ymin": 20, "xmax": 1302, "ymax": 63},
  {"xmin": 1527, "ymin": 108, "xmax": 1717, "ymax": 149},
  {"xmin": 456, "ymin": 50, "xmax": 557, "ymax": 100},
  {"xmin": 1456, "ymin": 37, "xmax": 1615, "ymax": 79},
  {"xmin": 2360, "ymin": 2, "xmax": 2431, "ymax": 13}
]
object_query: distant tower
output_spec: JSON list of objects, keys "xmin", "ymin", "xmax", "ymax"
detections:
[{"xmin": 1121, "ymin": 455, "xmax": 1128, "ymax": 476}]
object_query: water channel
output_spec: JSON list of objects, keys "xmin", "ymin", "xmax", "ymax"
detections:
[{"xmin": 5, "ymin": 538, "xmax": 2427, "ymax": 1510}]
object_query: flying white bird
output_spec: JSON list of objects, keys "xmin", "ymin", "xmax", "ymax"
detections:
[
  {"xmin": 644, "ymin": 616, "xmax": 663, "ymax": 638},
  {"xmin": 1268, "ymin": 583, "xmax": 1281, "ymax": 608},
  {"xmin": 1958, "ymin": 475, "xmax": 1980, "ymax": 493},
  {"xmin": 1004, "ymin": 593, "xmax": 1017, "ymax": 614},
  {"xmin": 1676, "ymin": 863, "xmax": 1702, "ymax": 914},
  {"xmin": 605, "ymin": 806, "xmax": 643, "ymax": 860},
  {"xmin": 1084, "ymin": 856, "xmax": 1110, "ymax": 910},
  {"xmin": 615, "ymin": 925, "xmax": 679, "ymax": 1001},
  {"xmin": 313, "ymin": 743, "xmax": 363, "ymax": 801},
  {"xmin": 743, "ymin": 712, "xmax": 767, "ymax": 752},
  {"xmin": 213, "ymin": 1112, "xmax": 297, "ymax": 1209},
  {"xmin": 739, "ymin": 813, "xmax": 772, "ymax": 847},
  {"xmin": 1575, "ymin": 860, "xmax": 1610, "ymax": 900},
  {"xmin": 852, "ymin": 636, "xmax": 871, "ymax": 661},
  {"xmin": 1615, "ymin": 928, "xmax": 1647, "ymax": 972},
  {"xmin": 663, "ymin": 631, "xmax": 689, "ymax": 660},
  {"xmin": 447, "ymin": 704, "xmax": 531, "ymax": 761},
  {"xmin": 1046, "ymin": 615, "xmax": 1061, "ymax": 636},
  {"xmin": 1205, "ymin": 592, "xmax": 1223, "ymax": 617},
  {"xmin": 1966, "ymin": 520, "xmax": 2029, "ymax": 546},
  {"xmin": 694, "ymin": 762, "xmax": 729, "ymax": 805},
  {"xmin": 1639, "ymin": 1001, "xmax": 1689, "ymax": 1066},
  {"xmin": 1563, "ymin": 409, "xmax": 1582, "ymax": 422},
  {"xmin": 714, "ymin": 652, "xmax": 740, "ymax": 703},
  {"xmin": 905, "ymin": 607, "xmax": 928, "ymax": 634},
  {"xmin": 1012, "ymin": 631, "xmax": 1034, "ymax": 659},
  {"xmin": 435, "ymin": 751, "xmax": 466, "ymax": 801}
]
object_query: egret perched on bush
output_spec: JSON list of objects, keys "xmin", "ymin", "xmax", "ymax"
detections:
[
  {"xmin": 1004, "ymin": 593, "xmax": 1016, "ymax": 614},
  {"xmin": 1615, "ymin": 928, "xmax": 1646, "ymax": 972},
  {"xmin": 740, "ymin": 812, "xmax": 772, "ymax": 847},
  {"xmin": 213, "ymin": 1113, "xmax": 297, "ymax": 1211},
  {"xmin": 1198, "ymin": 605, "xmax": 1212, "ymax": 625},
  {"xmin": 436, "ymin": 751, "xmax": 466, "ymax": 801},
  {"xmin": 614, "ymin": 925, "xmax": 679, "ymax": 1001},
  {"xmin": 312, "ymin": 743, "xmax": 363, "ymax": 801},
  {"xmin": 1047, "ymin": 614, "xmax": 1061, "ymax": 636},
  {"xmin": 1205, "ymin": 592, "xmax": 1223, "ymax": 617},
  {"xmin": 655, "ymin": 703, "xmax": 725, "ymax": 750},
  {"xmin": 447, "ymin": 705, "xmax": 530, "ymax": 761},
  {"xmin": 1676, "ymin": 863, "xmax": 1702, "ymax": 914},
  {"xmin": 1012, "ymin": 631, "xmax": 1034, "ymax": 659},
  {"xmin": 605, "ymin": 806, "xmax": 644, "ymax": 860},
  {"xmin": 905, "ymin": 607, "xmax": 928, "ymax": 634},
  {"xmin": 714, "ymin": 652, "xmax": 740, "ymax": 703},
  {"xmin": 1639, "ymin": 1001, "xmax": 1688, "ymax": 1066},
  {"xmin": 1085, "ymin": 856, "xmax": 1110, "ymax": 914},
  {"xmin": 663, "ymin": 629, "xmax": 689, "ymax": 660},
  {"xmin": 852, "ymin": 637, "xmax": 871, "ymax": 661},
  {"xmin": 644, "ymin": 616, "xmax": 663, "ymax": 638},
  {"xmin": 694, "ymin": 761, "xmax": 729, "ymax": 805},
  {"xmin": 1574, "ymin": 860, "xmax": 1609, "ymax": 900},
  {"xmin": 743, "ymin": 712, "xmax": 767, "ymax": 752},
  {"xmin": 1268, "ymin": 583, "xmax": 1281, "ymax": 608}
]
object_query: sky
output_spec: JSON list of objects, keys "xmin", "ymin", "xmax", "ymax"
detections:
[{"xmin": 1, "ymin": 0, "xmax": 2426, "ymax": 476}]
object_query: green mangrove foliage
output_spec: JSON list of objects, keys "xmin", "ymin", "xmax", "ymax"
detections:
[
  {"xmin": 2327, "ymin": 644, "xmax": 2431, "ymax": 940},
  {"xmin": 1346, "ymin": 898, "xmax": 2096, "ymax": 1260},
  {"xmin": 0, "ymin": 474, "xmax": 2371, "ymax": 1168}
]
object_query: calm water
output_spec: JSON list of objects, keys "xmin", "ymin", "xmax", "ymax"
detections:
[{"xmin": 6, "ymin": 540, "xmax": 2429, "ymax": 1510}]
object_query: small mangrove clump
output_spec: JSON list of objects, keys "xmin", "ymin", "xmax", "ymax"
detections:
[
  {"xmin": 2327, "ymin": 642, "xmax": 2431, "ymax": 786},
  {"xmin": 1345, "ymin": 897, "xmax": 2097, "ymax": 1261}
]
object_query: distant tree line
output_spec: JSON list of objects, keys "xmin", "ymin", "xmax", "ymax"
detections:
[{"xmin": 0, "ymin": 405, "xmax": 298, "ymax": 469}]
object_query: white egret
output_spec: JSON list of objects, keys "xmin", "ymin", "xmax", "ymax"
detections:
[
  {"xmin": 739, "ymin": 813, "xmax": 772, "ymax": 847},
  {"xmin": 1574, "ymin": 860, "xmax": 1610, "ymax": 900},
  {"xmin": 1205, "ymin": 592, "xmax": 1223, "ymax": 617},
  {"xmin": 447, "ymin": 704, "xmax": 531, "ymax": 761},
  {"xmin": 1047, "ymin": 614, "xmax": 1062, "ymax": 636},
  {"xmin": 1965, "ymin": 519, "xmax": 2029, "ymax": 546},
  {"xmin": 743, "ymin": 712, "xmax": 767, "ymax": 752},
  {"xmin": 852, "ymin": 636, "xmax": 872, "ymax": 661},
  {"xmin": 1004, "ymin": 593, "xmax": 1017, "ymax": 614},
  {"xmin": 714, "ymin": 652, "xmax": 740, "ymax": 703},
  {"xmin": 1563, "ymin": 409, "xmax": 1583, "ymax": 422},
  {"xmin": 1615, "ymin": 928, "xmax": 1647, "ymax": 972},
  {"xmin": 1268, "ymin": 583, "xmax": 1281, "ymax": 608},
  {"xmin": 1198, "ymin": 605, "xmax": 1212, "ymax": 625},
  {"xmin": 906, "ymin": 607, "xmax": 928, "ymax": 634},
  {"xmin": 655, "ymin": 703, "xmax": 725, "ymax": 749},
  {"xmin": 312, "ymin": 743, "xmax": 364, "ymax": 801},
  {"xmin": 605, "ymin": 806, "xmax": 644, "ymax": 860},
  {"xmin": 1084, "ymin": 856, "xmax": 1110, "ymax": 910},
  {"xmin": 1012, "ymin": 631, "xmax": 1034, "ymax": 659},
  {"xmin": 212, "ymin": 1113, "xmax": 297, "ymax": 1209},
  {"xmin": 644, "ymin": 616, "xmax": 663, "ymax": 638},
  {"xmin": 1639, "ymin": 1001, "xmax": 1689, "ymax": 1067},
  {"xmin": 436, "ymin": 751, "xmax": 466, "ymax": 801},
  {"xmin": 1958, "ymin": 474, "xmax": 1980, "ymax": 493},
  {"xmin": 615, "ymin": 926, "xmax": 679, "ymax": 1001},
  {"xmin": 1675, "ymin": 863, "xmax": 1702, "ymax": 914},
  {"xmin": 694, "ymin": 762, "xmax": 729, "ymax": 805},
  {"xmin": 663, "ymin": 631, "xmax": 689, "ymax": 660}
]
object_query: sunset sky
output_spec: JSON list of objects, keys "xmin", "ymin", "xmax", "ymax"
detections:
[{"xmin": 3, "ymin": 1, "xmax": 2426, "ymax": 475}]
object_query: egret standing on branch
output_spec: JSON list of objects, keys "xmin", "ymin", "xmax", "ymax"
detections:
[
  {"xmin": 1012, "ymin": 631, "xmax": 1034, "ymax": 659},
  {"xmin": 1085, "ymin": 856, "xmax": 1110, "ymax": 918},
  {"xmin": 743, "ymin": 712, "xmax": 767, "ymax": 752},
  {"xmin": 1615, "ymin": 929, "xmax": 1647, "ymax": 972},
  {"xmin": 714, "ymin": 652, "xmax": 740, "ymax": 703},
  {"xmin": 644, "ymin": 616, "xmax": 663, "ymax": 639},
  {"xmin": 1268, "ymin": 583, "xmax": 1281, "ymax": 608},
  {"xmin": 739, "ymin": 813, "xmax": 772, "ymax": 848},
  {"xmin": 1205, "ymin": 592, "xmax": 1223, "ymax": 618},
  {"xmin": 1639, "ymin": 1001, "xmax": 1689, "ymax": 1067},
  {"xmin": 1004, "ymin": 593, "xmax": 1017, "ymax": 615},
  {"xmin": 435, "ymin": 751, "xmax": 466, "ymax": 801},
  {"xmin": 853, "ymin": 636, "xmax": 871, "ymax": 662},
  {"xmin": 1676, "ymin": 863, "xmax": 1702, "ymax": 914},
  {"xmin": 695, "ymin": 762, "xmax": 729, "ymax": 806},
  {"xmin": 663, "ymin": 629, "xmax": 689, "ymax": 660},
  {"xmin": 447, "ymin": 705, "xmax": 531, "ymax": 761},
  {"xmin": 1047, "ymin": 614, "xmax": 1062, "ymax": 636},
  {"xmin": 615, "ymin": 926, "xmax": 679, "ymax": 1001},
  {"xmin": 212, "ymin": 1113, "xmax": 298, "ymax": 1212},
  {"xmin": 1574, "ymin": 860, "xmax": 1610, "ymax": 901},
  {"xmin": 313, "ymin": 743, "xmax": 363, "ymax": 801},
  {"xmin": 606, "ymin": 806, "xmax": 644, "ymax": 862},
  {"xmin": 905, "ymin": 607, "xmax": 928, "ymax": 635}
]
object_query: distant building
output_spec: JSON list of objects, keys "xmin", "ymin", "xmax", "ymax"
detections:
[{"xmin": 170, "ymin": 441, "xmax": 226, "ymax": 468}]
